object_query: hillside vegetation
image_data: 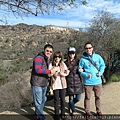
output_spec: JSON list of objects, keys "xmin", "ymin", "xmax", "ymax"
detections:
[
  {"xmin": 0, "ymin": 23, "xmax": 119, "ymax": 112},
  {"xmin": 0, "ymin": 24, "xmax": 85, "ymax": 112},
  {"xmin": 0, "ymin": 23, "xmax": 85, "ymax": 83}
]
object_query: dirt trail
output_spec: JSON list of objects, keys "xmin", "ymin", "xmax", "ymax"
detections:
[{"xmin": 0, "ymin": 82, "xmax": 120, "ymax": 119}]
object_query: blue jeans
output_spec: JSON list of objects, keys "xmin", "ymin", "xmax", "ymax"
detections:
[
  {"xmin": 69, "ymin": 94, "xmax": 81, "ymax": 112},
  {"xmin": 32, "ymin": 86, "xmax": 47, "ymax": 120}
]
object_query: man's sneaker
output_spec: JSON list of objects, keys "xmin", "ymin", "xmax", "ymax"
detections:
[
  {"xmin": 86, "ymin": 112, "xmax": 91, "ymax": 120},
  {"xmin": 72, "ymin": 112, "xmax": 79, "ymax": 115},
  {"xmin": 97, "ymin": 111, "xmax": 103, "ymax": 119}
]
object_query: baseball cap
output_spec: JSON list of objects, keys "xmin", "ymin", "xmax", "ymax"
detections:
[
  {"xmin": 68, "ymin": 47, "xmax": 76, "ymax": 54},
  {"xmin": 69, "ymin": 47, "xmax": 76, "ymax": 52}
]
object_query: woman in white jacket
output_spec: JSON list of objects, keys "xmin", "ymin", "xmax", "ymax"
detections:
[{"xmin": 49, "ymin": 51, "xmax": 69, "ymax": 120}]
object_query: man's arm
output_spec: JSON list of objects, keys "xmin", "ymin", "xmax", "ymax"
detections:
[
  {"xmin": 34, "ymin": 56, "xmax": 50, "ymax": 74},
  {"xmin": 78, "ymin": 59, "xmax": 90, "ymax": 78}
]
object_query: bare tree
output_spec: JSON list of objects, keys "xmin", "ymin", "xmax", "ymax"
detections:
[
  {"xmin": 0, "ymin": 0, "xmax": 86, "ymax": 23},
  {"xmin": 87, "ymin": 10, "xmax": 120, "ymax": 78}
]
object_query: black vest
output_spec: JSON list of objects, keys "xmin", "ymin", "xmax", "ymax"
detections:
[{"xmin": 30, "ymin": 52, "xmax": 49, "ymax": 87}]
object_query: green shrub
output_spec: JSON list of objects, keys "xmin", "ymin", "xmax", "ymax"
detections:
[
  {"xmin": 0, "ymin": 74, "xmax": 7, "ymax": 85},
  {"xmin": 108, "ymin": 74, "xmax": 120, "ymax": 83}
]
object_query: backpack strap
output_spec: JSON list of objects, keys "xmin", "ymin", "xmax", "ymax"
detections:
[{"xmin": 87, "ymin": 59, "xmax": 99, "ymax": 71}]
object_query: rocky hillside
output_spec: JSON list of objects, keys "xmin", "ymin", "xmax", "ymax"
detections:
[
  {"xmin": 0, "ymin": 23, "xmax": 84, "ymax": 60},
  {"xmin": 0, "ymin": 23, "xmax": 84, "ymax": 112}
]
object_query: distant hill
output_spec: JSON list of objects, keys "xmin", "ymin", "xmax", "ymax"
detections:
[
  {"xmin": 0, "ymin": 23, "xmax": 83, "ymax": 59},
  {"xmin": 0, "ymin": 23, "xmax": 85, "ymax": 112}
]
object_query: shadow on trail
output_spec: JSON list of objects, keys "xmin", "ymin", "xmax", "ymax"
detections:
[{"xmin": 0, "ymin": 95, "xmax": 88, "ymax": 120}]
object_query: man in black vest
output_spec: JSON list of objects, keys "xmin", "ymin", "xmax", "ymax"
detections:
[{"xmin": 30, "ymin": 44, "xmax": 56, "ymax": 120}]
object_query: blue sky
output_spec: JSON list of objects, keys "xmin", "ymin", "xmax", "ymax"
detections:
[{"xmin": 1, "ymin": 0, "xmax": 120, "ymax": 29}]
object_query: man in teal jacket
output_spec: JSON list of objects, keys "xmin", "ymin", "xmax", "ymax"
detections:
[{"xmin": 78, "ymin": 42, "xmax": 105, "ymax": 120}]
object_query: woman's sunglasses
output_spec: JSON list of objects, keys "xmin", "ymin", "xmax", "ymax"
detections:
[{"xmin": 54, "ymin": 55, "xmax": 61, "ymax": 58}]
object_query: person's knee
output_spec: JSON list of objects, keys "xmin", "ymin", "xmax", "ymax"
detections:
[
  {"xmin": 69, "ymin": 99, "xmax": 74, "ymax": 104},
  {"xmin": 36, "ymin": 96, "xmax": 42, "ymax": 105},
  {"xmin": 75, "ymin": 94, "xmax": 81, "ymax": 102},
  {"xmin": 95, "ymin": 95, "xmax": 100, "ymax": 100},
  {"xmin": 43, "ymin": 96, "xmax": 47, "ymax": 103}
]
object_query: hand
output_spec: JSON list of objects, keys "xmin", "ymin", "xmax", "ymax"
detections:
[
  {"xmin": 64, "ymin": 69, "xmax": 70, "ymax": 74},
  {"xmin": 50, "ymin": 67, "xmax": 57, "ymax": 74},
  {"xmin": 96, "ymin": 72, "xmax": 100, "ymax": 77},
  {"xmin": 67, "ymin": 69, "xmax": 70, "ymax": 74},
  {"xmin": 79, "ymin": 68, "xmax": 84, "ymax": 72},
  {"xmin": 88, "ymin": 73, "xmax": 92, "ymax": 78}
]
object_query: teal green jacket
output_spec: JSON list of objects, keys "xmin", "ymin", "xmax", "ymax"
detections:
[{"xmin": 78, "ymin": 51, "xmax": 105, "ymax": 85}]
